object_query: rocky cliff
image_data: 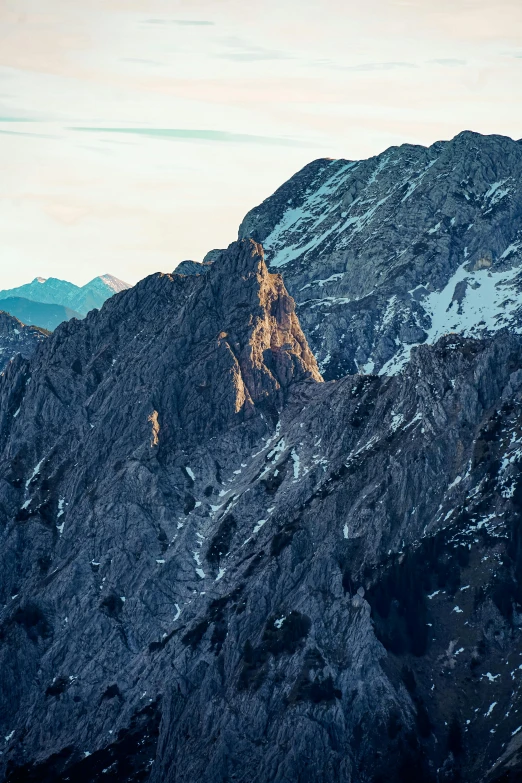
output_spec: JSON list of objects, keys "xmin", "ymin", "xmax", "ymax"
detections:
[
  {"xmin": 0, "ymin": 312, "xmax": 48, "ymax": 374},
  {"xmin": 2, "ymin": 239, "xmax": 522, "ymax": 782},
  {"xmin": 239, "ymin": 131, "xmax": 522, "ymax": 379}
]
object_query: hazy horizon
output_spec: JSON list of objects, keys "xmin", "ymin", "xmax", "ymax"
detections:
[{"xmin": 2, "ymin": 0, "xmax": 522, "ymax": 288}]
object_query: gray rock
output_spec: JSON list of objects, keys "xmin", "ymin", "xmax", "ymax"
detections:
[
  {"xmin": 0, "ymin": 311, "xmax": 48, "ymax": 373},
  {"xmin": 174, "ymin": 260, "xmax": 212, "ymax": 276},
  {"xmin": 202, "ymin": 249, "xmax": 223, "ymax": 264},
  {"xmin": 1, "ymin": 239, "xmax": 522, "ymax": 781},
  {"xmin": 238, "ymin": 130, "xmax": 522, "ymax": 378}
]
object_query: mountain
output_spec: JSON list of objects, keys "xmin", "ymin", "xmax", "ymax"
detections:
[
  {"xmin": 174, "ymin": 259, "xmax": 213, "ymax": 276},
  {"xmin": 0, "ymin": 275, "xmax": 131, "ymax": 318},
  {"xmin": 1, "ymin": 239, "xmax": 522, "ymax": 782},
  {"xmin": 238, "ymin": 130, "xmax": 522, "ymax": 379},
  {"xmin": 0, "ymin": 298, "xmax": 83, "ymax": 332},
  {"xmin": 0, "ymin": 311, "xmax": 48, "ymax": 374}
]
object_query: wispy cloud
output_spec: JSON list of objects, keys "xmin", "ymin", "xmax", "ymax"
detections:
[
  {"xmin": 217, "ymin": 50, "xmax": 291, "ymax": 62},
  {"xmin": 0, "ymin": 129, "xmax": 51, "ymax": 138},
  {"xmin": 0, "ymin": 116, "xmax": 37, "ymax": 122},
  {"xmin": 429, "ymin": 58, "xmax": 466, "ymax": 67},
  {"xmin": 143, "ymin": 19, "xmax": 214, "ymax": 26},
  {"xmin": 216, "ymin": 37, "xmax": 291, "ymax": 62},
  {"xmin": 342, "ymin": 61, "xmax": 417, "ymax": 72},
  {"xmin": 313, "ymin": 59, "xmax": 417, "ymax": 72},
  {"xmin": 71, "ymin": 127, "xmax": 311, "ymax": 147}
]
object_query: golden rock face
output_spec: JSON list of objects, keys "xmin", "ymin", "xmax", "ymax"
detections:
[
  {"xmin": 475, "ymin": 256, "xmax": 492, "ymax": 270},
  {"xmin": 148, "ymin": 410, "xmax": 160, "ymax": 447}
]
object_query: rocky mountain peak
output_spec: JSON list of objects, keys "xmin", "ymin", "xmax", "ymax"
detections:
[
  {"xmin": 237, "ymin": 130, "xmax": 522, "ymax": 378},
  {"xmin": 3, "ymin": 243, "xmax": 522, "ymax": 780},
  {"xmin": 208, "ymin": 239, "xmax": 322, "ymax": 406},
  {"xmin": 97, "ymin": 274, "xmax": 130, "ymax": 294},
  {"xmin": 173, "ymin": 260, "xmax": 207, "ymax": 276},
  {"xmin": 0, "ymin": 239, "xmax": 319, "ymax": 470},
  {"xmin": 5, "ymin": 134, "xmax": 522, "ymax": 783}
]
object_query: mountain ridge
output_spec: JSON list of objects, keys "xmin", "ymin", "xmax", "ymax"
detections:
[
  {"xmin": 0, "ymin": 274, "xmax": 131, "ymax": 318},
  {"xmin": 4, "ymin": 131, "xmax": 522, "ymax": 781},
  {"xmin": 1, "ymin": 239, "xmax": 522, "ymax": 781},
  {"xmin": 237, "ymin": 130, "xmax": 522, "ymax": 378},
  {"xmin": 0, "ymin": 298, "xmax": 83, "ymax": 332}
]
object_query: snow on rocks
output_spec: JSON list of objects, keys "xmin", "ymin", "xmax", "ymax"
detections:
[{"xmin": 25, "ymin": 458, "xmax": 44, "ymax": 490}]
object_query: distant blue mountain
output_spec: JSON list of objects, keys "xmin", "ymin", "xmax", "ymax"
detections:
[
  {"xmin": 0, "ymin": 297, "xmax": 83, "ymax": 331},
  {"xmin": 0, "ymin": 274, "xmax": 131, "ymax": 317}
]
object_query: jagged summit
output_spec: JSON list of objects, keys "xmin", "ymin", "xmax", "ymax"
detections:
[
  {"xmin": 238, "ymin": 129, "xmax": 522, "ymax": 378},
  {"xmin": 97, "ymin": 274, "xmax": 131, "ymax": 294},
  {"xmin": 4, "ymin": 136, "xmax": 522, "ymax": 783},
  {"xmin": 0, "ymin": 238, "xmax": 320, "ymax": 458}
]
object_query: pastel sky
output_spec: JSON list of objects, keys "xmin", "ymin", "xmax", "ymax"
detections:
[{"xmin": 1, "ymin": 0, "xmax": 522, "ymax": 287}]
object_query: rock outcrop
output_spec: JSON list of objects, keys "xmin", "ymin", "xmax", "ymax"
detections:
[
  {"xmin": 174, "ymin": 260, "xmax": 212, "ymax": 276},
  {"xmin": 1, "ymin": 239, "xmax": 522, "ymax": 782},
  {"xmin": 238, "ymin": 131, "xmax": 522, "ymax": 379},
  {"xmin": 0, "ymin": 311, "xmax": 48, "ymax": 374}
]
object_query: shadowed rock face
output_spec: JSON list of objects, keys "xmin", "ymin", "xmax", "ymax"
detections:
[
  {"xmin": 0, "ymin": 312, "xmax": 48, "ymax": 373},
  {"xmin": 238, "ymin": 131, "xmax": 522, "ymax": 378},
  {"xmin": 3, "ymin": 238, "xmax": 522, "ymax": 782}
]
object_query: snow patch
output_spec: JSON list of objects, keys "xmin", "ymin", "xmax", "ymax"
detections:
[
  {"xmin": 291, "ymin": 449, "xmax": 300, "ymax": 479},
  {"xmin": 485, "ymin": 702, "xmax": 497, "ymax": 718},
  {"xmin": 381, "ymin": 260, "xmax": 522, "ymax": 375},
  {"xmin": 25, "ymin": 458, "xmax": 44, "ymax": 490},
  {"xmin": 390, "ymin": 412, "xmax": 404, "ymax": 432},
  {"xmin": 253, "ymin": 519, "xmax": 267, "ymax": 534},
  {"xmin": 448, "ymin": 476, "xmax": 462, "ymax": 491}
]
